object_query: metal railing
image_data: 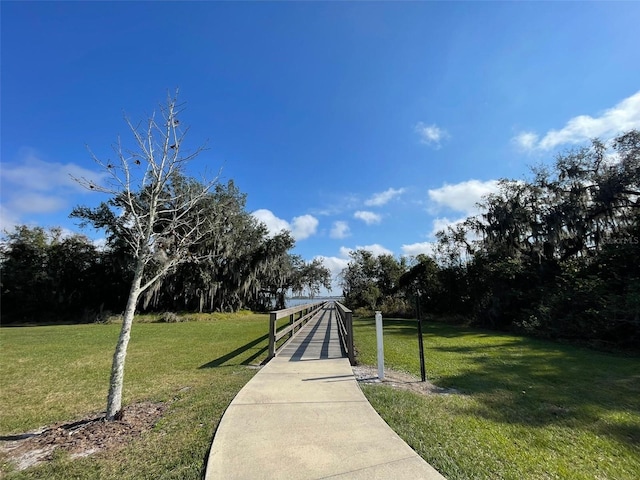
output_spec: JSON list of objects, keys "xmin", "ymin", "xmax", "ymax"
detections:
[
  {"xmin": 334, "ymin": 301, "xmax": 355, "ymax": 365},
  {"xmin": 267, "ymin": 301, "xmax": 327, "ymax": 360}
]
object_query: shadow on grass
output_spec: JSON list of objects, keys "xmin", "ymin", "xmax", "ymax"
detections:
[
  {"xmin": 199, "ymin": 333, "xmax": 269, "ymax": 368},
  {"xmin": 355, "ymin": 316, "xmax": 640, "ymax": 447}
]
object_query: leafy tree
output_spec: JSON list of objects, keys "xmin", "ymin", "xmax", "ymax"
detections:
[
  {"xmin": 1, "ymin": 226, "xmax": 52, "ymax": 319},
  {"xmin": 340, "ymin": 250, "xmax": 409, "ymax": 314},
  {"xmin": 341, "ymin": 250, "xmax": 381, "ymax": 311},
  {"xmin": 72, "ymin": 92, "xmax": 220, "ymax": 420},
  {"xmin": 432, "ymin": 130, "xmax": 640, "ymax": 345},
  {"xmin": 0, "ymin": 226, "xmax": 103, "ymax": 321},
  {"xmin": 295, "ymin": 258, "xmax": 332, "ymax": 298},
  {"xmin": 139, "ymin": 179, "xmax": 265, "ymax": 312},
  {"xmin": 397, "ymin": 254, "xmax": 441, "ymax": 315}
]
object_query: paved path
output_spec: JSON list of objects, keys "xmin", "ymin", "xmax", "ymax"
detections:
[{"xmin": 205, "ymin": 303, "xmax": 446, "ymax": 479}]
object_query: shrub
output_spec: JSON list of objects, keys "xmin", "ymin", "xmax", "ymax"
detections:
[{"xmin": 158, "ymin": 312, "xmax": 181, "ymax": 323}]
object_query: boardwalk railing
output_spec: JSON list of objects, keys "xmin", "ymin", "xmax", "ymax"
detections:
[
  {"xmin": 267, "ymin": 301, "xmax": 327, "ymax": 360},
  {"xmin": 334, "ymin": 301, "xmax": 355, "ymax": 365}
]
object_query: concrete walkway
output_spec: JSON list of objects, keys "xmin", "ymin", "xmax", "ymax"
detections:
[{"xmin": 205, "ymin": 304, "xmax": 446, "ymax": 479}]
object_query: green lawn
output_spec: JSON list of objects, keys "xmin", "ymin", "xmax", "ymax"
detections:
[
  {"xmin": 354, "ymin": 316, "xmax": 640, "ymax": 480},
  {"xmin": 0, "ymin": 313, "xmax": 271, "ymax": 479},
  {"xmin": 3, "ymin": 313, "xmax": 639, "ymax": 479}
]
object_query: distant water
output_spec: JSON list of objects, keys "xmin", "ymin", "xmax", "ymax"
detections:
[{"xmin": 285, "ymin": 297, "xmax": 343, "ymax": 308}]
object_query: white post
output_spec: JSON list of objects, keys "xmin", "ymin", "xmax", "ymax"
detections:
[{"xmin": 375, "ymin": 311, "xmax": 384, "ymax": 380}]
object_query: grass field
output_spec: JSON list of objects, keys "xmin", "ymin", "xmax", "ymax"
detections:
[
  {"xmin": 3, "ymin": 313, "xmax": 639, "ymax": 479},
  {"xmin": 0, "ymin": 312, "xmax": 271, "ymax": 479},
  {"xmin": 354, "ymin": 316, "xmax": 640, "ymax": 480}
]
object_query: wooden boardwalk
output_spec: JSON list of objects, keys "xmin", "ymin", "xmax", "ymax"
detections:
[{"xmin": 278, "ymin": 303, "xmax": 345, "ymax": 361}]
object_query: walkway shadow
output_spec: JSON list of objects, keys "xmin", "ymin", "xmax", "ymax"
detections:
[
  {"xmin": 199, "ymin": 333, "xmax": 269, "ymax": 368},
  {"xmin": 286, "ymin": 308, "xmax": 343, "ymax": 361}
]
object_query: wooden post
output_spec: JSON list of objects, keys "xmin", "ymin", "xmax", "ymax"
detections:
[
  {"xmin": 346, "ymin": 309, "xmax": 355, "ymax": 366},
  {"xmin": 268, "ymin": 312, "xmax": 276, "ymax": 359}
]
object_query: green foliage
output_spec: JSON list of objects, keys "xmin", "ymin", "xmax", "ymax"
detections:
[
  {"xmin": 342, "ymin": 130, "xmax": 640, "ymax": 348},
  {"xmin": 1, "ymin": 182, "xmax": 332, "ymax": 321},
  {"xmin": 0, "ymin": 227, "xmax": 118, "ymax": 322},
  {"xmin": 341, "ymin": 250, "xmax": 411, "ymax": 313},
  {"xmin": 452, "ymin": 131, "xmax": 640, "ymax": 345}
]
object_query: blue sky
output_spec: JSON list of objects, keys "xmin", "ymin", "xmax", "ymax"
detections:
[{"xmin": 2, "ymin": 1, "xmax": 640, "ymax": 292}]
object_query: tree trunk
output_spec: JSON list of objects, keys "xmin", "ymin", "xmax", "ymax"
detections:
[{"xmin": 105, "ymin": 262, "xmax": 143, "ymax": 420}]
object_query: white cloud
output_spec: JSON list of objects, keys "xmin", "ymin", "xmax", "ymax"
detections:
[
  {"xmin": 0, "ymin": 204, "xmax": 20, "ymax": 234},
  {"xmin": 290, "ymin": 214, "xmax": 318, "ymax": 240},
  {"xmin": 340, "ymin": 243, "xmax": 393, "ymax": 258},
  {"xmin": 401, "ymin": 241, "xmax": 437, "ymax": 257},
  {"xmin": 316, "ymin": 243, "xmax": 393, "ymax": 294},
  {"xmin": 429, "ymin": 216, "xmax": 469, "ymax": 237},
  {"xmin": 314, "ymin": 255, "xmax": 350, "ymax": 294},
  {"xmin": 415, "ymin": 122, "xmax": 450, "ymax": 148},
  {"xmin": 317, "ymin": 255, "xmax": 350, "ymax": 272},
  {"xmin": 354, "ymin": 210, "xmax": 382, "ymax": 225},
  {"xmin": 513, "ymin": 131, "xmax": 539, "ymax": 151},
  {"xmin": 428, "ymin": 179, "xmax": 500, "ymax": 215},
  {"xmin": 330, "ymin": 221, "xmax": 350, "ymax": 239},
  {"xmin": 92, "ymin": 237, "xmax": 108, "ymax": 251},
  {"xmin": 514, "ymin": 90, "xmax": 640, "ymax": 151},
  {"xmin": 1, "ymin": 149, "xmax": 108, "ymax": 193},
  {"xmin": 15, "ymin": 193, "xmax": 68, "ymax": 214},
  {"xmin": 251, "ymin": 209, "xmax": 318, "ymax": 241},
  {"xmin": 359, "ymin": 243, "xmax": 393, "ymax": 256},
  {"xmin": 0, "ymin": 149, "xmax": 111, "ymax": 229},
  {"xmin": 252, "ymin": 209, "xmax": 290, "ymax": 234},
  {"xmin": 364, "ymin": 187, "xmax": 406, "ymax": 207}
]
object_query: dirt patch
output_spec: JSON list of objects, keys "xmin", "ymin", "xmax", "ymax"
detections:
[
  {"xmin": 353, "ymin": 365, "xmax": 459, "ymax": 396},
  {"xmin": 0, "ymin": 401, "xmax": 167, "ymax": 473}
]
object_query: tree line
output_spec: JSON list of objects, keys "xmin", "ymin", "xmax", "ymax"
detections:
[
  {"xmin": 0, "ymin": 181, "xmax": 330, "ymax": 324},
  {"xmin": 341, "ymin": 131, "xmax": 640, "ymax": 349}
]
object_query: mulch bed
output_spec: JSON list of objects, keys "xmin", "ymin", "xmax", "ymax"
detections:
[{"xmin": 0, "ymin": 402, "xmax": 167, "ymax": 472}]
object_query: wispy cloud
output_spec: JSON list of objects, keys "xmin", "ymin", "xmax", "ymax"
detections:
[
  {"xmin": 428, "ymin": 179, "xmax": 500, "ymax": 215},
  {"xmin": 354, "ymin": 210, "xmax": 382, "ymax": 225},
  {"xmin": 513, "ymin": 131, "xmax": 539, "ymax": 151},
  {"xmin": 1, "ymin": 148, "xmax": 107, "ymax": 193},
  {"xmin": 429, "ymin": 216, "xmax": 468, "ymax": 237},
  {"xmin": 313, "ymin": 193, "xmax": 360, "ymax": 217},
  {"xmin": 16, "ymin": 193, "xmax": 68, "ymax": 213},
  {"xmin": 415, "ymin": 122, "xmax": 450, "ymax": 148},
  {"xmin": 514, "ymin": 90, "xmax": 640, "ymax": 151},
  {"xmin": 251, "ymin": 209, "xmax": 319, "ymax": 241},
  {"xmin": 330, "ymin": 221, "xmax": 350, "ymax": 239},
  {"xmin": 364, "ymin": 187, "xmax": 406, "ymax": 207},
  {"xmin": 401, "ymin": 241, "xmax": 437, "ymax": 257},
  {"xmin": 0, "ymin": 148, "xmax": 110, "ymax": 231},
  {"xmin": 339, "ymin": 243, "xmax": 393, "ymax": 258},
  {"xmin": 0, "ymin": 204, "xmax": 20, "ymax": 234}
]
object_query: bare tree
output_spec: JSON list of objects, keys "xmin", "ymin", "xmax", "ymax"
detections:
[{"xmin": 73, "ymin": 92, "xmax": 219, "ymax": 420}]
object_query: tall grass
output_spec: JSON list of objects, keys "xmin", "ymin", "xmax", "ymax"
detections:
[
  {"xmin": 354, "ymin": 317, "xmax": 640, "ymax": 480},
  {"xmin": 0, "ymin": 313, "xmax": 270, "ymax": 478}
]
